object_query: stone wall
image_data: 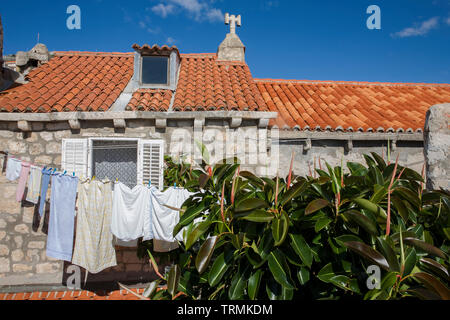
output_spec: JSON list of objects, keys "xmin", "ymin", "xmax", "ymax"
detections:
[
  {"xmin": 424, "ymin": 103, "xmax": 450, "ymax": 191},
  {"xmin": 0, "ymin": 119, "xmax": 266, "ymax": 290},
  {"xmin": 0, "ymin": 118, "xmax": 426, "ymax": 290},
  {"xmin": 275, "ymin": 139, "xmax": 425, "ymax": 178}
]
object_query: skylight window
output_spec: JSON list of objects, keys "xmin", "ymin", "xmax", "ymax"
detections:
[{"xmin": 141, "ymin": 56, "xmax": 169, "ymax": 85}]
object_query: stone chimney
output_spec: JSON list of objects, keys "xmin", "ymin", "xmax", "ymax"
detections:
[
  {"xmin": 16, "ymin": 43, "xmax": 50, "ymax": 75},
  {"xmin": 217, "ymin": 13, "xmax": 245, "ymax": 62}
]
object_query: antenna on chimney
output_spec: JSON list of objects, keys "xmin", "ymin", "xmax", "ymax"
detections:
[{"xmin": 37, "ymin": 33, "xmax": 40, "ymax": 44}]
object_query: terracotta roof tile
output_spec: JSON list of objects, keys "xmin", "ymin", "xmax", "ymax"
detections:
[
  {"xmin": 255, "ymin": 79, "xmax": 450, "ymax": 132},
  {"xmin": 0, "ymin": 52, "xmax": 134, "ymax": 113},
  {"xmin": 0, "ymin": 288, "xmax": 149, "ymax": 300},
  {"xmin": 172, "ymin": 54, "xmax": 268, "ymax": 112}
]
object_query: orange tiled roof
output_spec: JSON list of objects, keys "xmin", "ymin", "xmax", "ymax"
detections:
[
  {"xmin": 0, "ymin": 288, "xmax": 147, "ymax": 301},
  {"xmin": 0, "ymin": 52, "xmax": 134, "ymax": 112},
  {"xmin": 126, "ymin": 89, "xmax": 173, "ymax": 111},
  {"xmin": 256, "ymin": 79, "xmax": 450, "ymax": 132},
  {"xmin": 172, "ymin": 54, "xmax": 267, "ymax": 111}
]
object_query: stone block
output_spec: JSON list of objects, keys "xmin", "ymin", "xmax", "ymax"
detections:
[
  {"xmin": 12, "ymin": 264, "xmax": 33, "ymax": 273},
  {"xmin": 28, "ymin": 241, "xmax": 45, "ymax": 249},
  {"xmin": 14, "ymin": 224, "xmax": 29, "ymax": 234},
  {"xmin": 29, "ymin": 143, "xmax": 44, "ymax": 156},
  {"xmin": 11, "ymin": 249, "xmax": 24, "ymax": 262},
  {"xmin": 0, "ymin": 257, "xmax": 10, "ymax": 273},
  {"xmin": 40, "ymin": 132, "xmax": 54, "ymax": 141},
  {"xmin": 0, "ymin": 245, "xmax": 9, "ymax": 256},
  {"xmin": 34, "ymin": 155, "xmax": 53, "ymax": 166},
  {"xmin": 7, "ymin": 140, "xmax": 28, "ymax": 154},
  {"xmin": 36, "ymin": 262, "xmax": 61, "ymax": 274},
  {"xmin": 45, "ymin": 142, "xmax": 62, "ymax": 154}
]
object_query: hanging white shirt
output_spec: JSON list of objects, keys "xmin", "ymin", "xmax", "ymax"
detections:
[
  {"xmin": 149, "ymin": 186, "xmax": 194, "ymax": 250},
  {"xmin": 111, "ymin": 183, "xmax": 152, "ymax": 242}
]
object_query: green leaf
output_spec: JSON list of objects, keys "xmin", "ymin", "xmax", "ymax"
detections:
[
  {"xmin": 334, "ymin": 234, "xmax": 364, "ymax": 247},
  {"xmin": 305, "ymin": 199, "xmax": 329, "ymax": 216},
  {"xmin": 329, "ymin": 275, "xmax": 352, "ymax": 292},
  {"xmin": 347, "ymin": 162, "xmax": 368, "ymax": 176},
  {"xmin": 344, "ymin": 241, "xmax": 390, "ymax": 271},
  {"xmin": 235, "ymin": 198, "xmax": 269, "ymax": 214},
  {"xmin": 394, "ymin": 187, "xmax": 421, "ymax": 209},
  {"xmin": 272, "ymin": 211, "xmax": 289, "ymax": 247},
  {"xmin": 228, "ymin": 263, "xmax": 252, "ymax": 300},
  {"xmin": 353, "ymin": 198, "xmax": 387, "ymax": 219},
  {"xmin": 142, "ymin": 280, "xmax": 161, "ymax": 298},
  {"xmin": 404, "ymin": 238, "xmax": 447, "ymax": 259},
  {"xmin": 248, "ymin": 270, "xmax": 264, "ymax": 300},
  {"xmin": 317, "ymin": 263, "xmax": 336, "ymax": 283},
  {"xmin": 391, "ymin": 196, "xmax": 409, "ymax": 222},
  {"xmin": 403, "ymin": 248, "xmax": 417, "ymax": 277},
  {"xmin": 376, "ymin": 237, "xmax": 400, "ymax": 272},
  {"xmin": 289, "ymin": 234, "xmax": 313, "ymax": 268},
  {"xmin": 238, "ymin": 209, "xmax": 275, "ymax": 223},
  {"xmin": 208, "ymin": 251, "xmax": 232, "ymax": 287},
  {"xmin": 258, "ymin": 231, "xmax": 274, "ymax": 261},
  {"xmin": 297, "ymin": 267, "xmax": 310, "ymax": 285},
  {"xmin": 185, "ymin": 220, "xmax": 212, "ymax": 250},
  {"xmin": 343, "ymin": 210, "xmax": 378, "ymax": 236},
  {"xmin": 280, "ymin": 180, "xmax": 308, "ymax": 205},
  {"xmin": 199, "ymin": 174, "xmax": 210, "ymax": 189},
  {"xmin": 240, "ymin": 171, "xmax": 265, "ymax": 188},
  {"xmin": 174, "ymin": 200, "xmax": 207, "ymax": 236},
  {"xmin": 167, "ymin": 265, "xmax": 181, "ymax": 298},
  {"xmin": 267, "ymin": 249, "xmax": 295, "ymax": 289},
  {"xmin": 413, "ymin": 272, "xmax": 450, "ymax": 300},
  {"xmin": 315, "ymin": 216, "xmax": 333, "ymax": 233},
  {"xmin": 195, "ymin": 236, "xmax": 218, "ymax": 274},
  {"xmin": 420, "ymin": 258, "xmax": 449, "ymax": 280}
]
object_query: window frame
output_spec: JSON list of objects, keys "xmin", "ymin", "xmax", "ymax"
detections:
[
  {"xmin": 62, "ymin": 137, "xmax": 164, "ymax": 190},
  {"xmin": 139, "ymin": 55, "xmax": 170, "ymax": 87}
]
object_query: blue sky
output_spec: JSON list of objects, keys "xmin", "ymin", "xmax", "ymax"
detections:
[{"xmin": 1, "ymin": 0, "xmax": 449, "ymax": 83}]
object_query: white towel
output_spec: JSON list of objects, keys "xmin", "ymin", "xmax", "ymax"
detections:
[
  {"xmin": 6, "ymin": 157, "xmax": 22, "ymax": 181},
  {"xmin": 111, "ymin": 183, "xmax": 152, "ymax": 242},
  {"xmin": 149, "ymin": 187, "xmax": 194, "ymax": 252},
  {"xmin": 26, "ymin": 166, "xmax": 43, "ymax": 204}
]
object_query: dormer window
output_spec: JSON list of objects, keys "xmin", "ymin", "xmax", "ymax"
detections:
[
  {"xmin": 132, "ymin": 44, "xmax": 181, "ymax": 90},
  {"xmin": 141, "ymin": 55, "xmax": 169, "ymax": 85}
]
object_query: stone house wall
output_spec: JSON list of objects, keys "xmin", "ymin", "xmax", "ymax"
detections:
[
  {"xmin": 0, "ymin": 117, "xmax": 268, "ymax": 290},
  {"xmin": 0, "ymin": 115, "xmax": 426, "ymax": 290}
]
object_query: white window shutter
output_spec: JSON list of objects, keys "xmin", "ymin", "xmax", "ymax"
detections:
[
  {"xmin": 61, "ymin": 139, "xmax": 88, "ymax": 178},
  {"xmin": 138, "ymin": 140, "xmax": 164, "ymax": 190}
]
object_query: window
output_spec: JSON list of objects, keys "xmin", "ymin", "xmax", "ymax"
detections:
[
  {"xmin": 141, "ymin": 56, "xmax": 169, "ymax": 85},
  {"xmin": 62, "ymin": 138, "xmax": 164, "ymax": 190}
]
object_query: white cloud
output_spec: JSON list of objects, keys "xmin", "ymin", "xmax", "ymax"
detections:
[
  {"xmin": 166, "ymin": 37, "xmax": 177, "ymax": 45},
  {"xmin": 150, "ymin": 0, "xmax": 223, "ymax": 22},
  {"xmin": 391, "ymin": 17, "xmax": 440, "ymax": 38},
  {"xmin": 151, "ymin": 3, "xmax": 176, "ymax": 18},
  {"xmin": 445, "ymin": 16, "xmax": 450, "ymax": 25}
]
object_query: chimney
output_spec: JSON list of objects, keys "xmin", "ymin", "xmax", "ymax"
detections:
[
  {"xmin": 16, "ymin": 43, "xmax": 50, "ymax": 75},
  {"xmin": 217, "ymin": 13, "xmax": 245, "ymax": 62}
]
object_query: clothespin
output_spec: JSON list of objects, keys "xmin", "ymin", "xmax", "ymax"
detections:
[
  {"xmin": 63, "ymin": 170, "xmax": 67, "ymax": 176},
  {"xmin": 174, "ymin": 183, "xmax": 177, "ymax": 189},
  {"xmin": 92, "ymin": 176, "xmax": 96, "ymax": 181},
  {"xmin": 73, "ymin": 172, "xmax": 75, "ymax": 177},
  {"xmin": 116, "ymin": 178, "xmax": 119, "ymax": 183},
  {"xmin": 52, "ymin": 168, "xmax": 57, "ymax": 174},
  {"xmin": 148, "ymin": 180, "xmax": 152, "ymax": 187}
]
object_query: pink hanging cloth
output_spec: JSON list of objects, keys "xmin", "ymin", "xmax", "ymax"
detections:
[{"xmin": 16, "ymin": 162, "xmax": 31, "ymax": 202}]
